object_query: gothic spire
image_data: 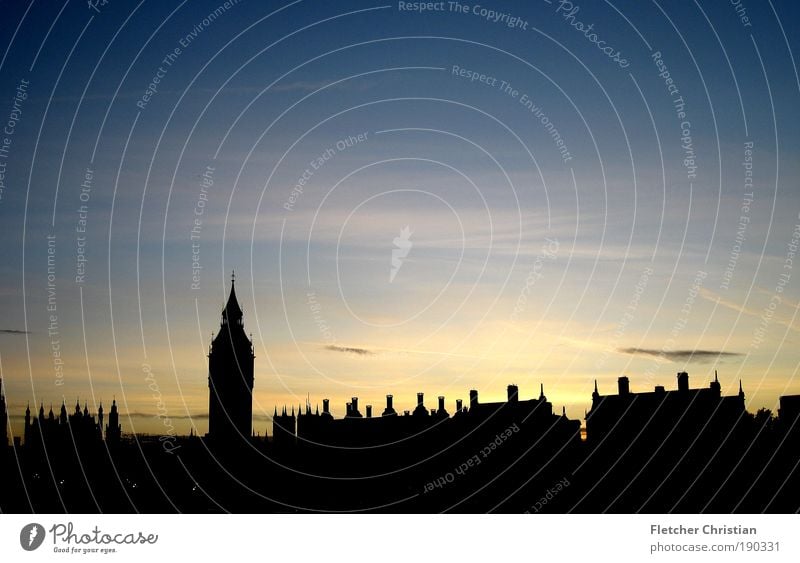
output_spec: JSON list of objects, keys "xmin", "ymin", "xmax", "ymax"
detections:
[{"xmin": 222, "ymin": 271, "xmax": 243, "ymax": 324}]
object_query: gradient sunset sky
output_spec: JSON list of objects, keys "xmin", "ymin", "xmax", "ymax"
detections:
[{"xmin": 1, "ymin": 0, "xmax": 799, "ymax": 437}]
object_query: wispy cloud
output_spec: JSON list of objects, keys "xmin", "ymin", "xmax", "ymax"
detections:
[
  {"xmin": 324, "ymin": 344, "xmax": 375, "ymax": 356},
  {"xmin": 700, "ymin": 287, "xmax": 800, "ymax": 333},
  {"xmin": 618, "ymin": 347, "xmax": 742, "ymax": 363},
  {"xmin": 0, "ymin": 329, "xmax": 29, "ymax": 335}
]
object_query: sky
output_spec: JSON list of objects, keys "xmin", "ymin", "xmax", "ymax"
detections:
[{"xmin": 0, "ymin": 0, "xmax": 799, "ymax": 437}]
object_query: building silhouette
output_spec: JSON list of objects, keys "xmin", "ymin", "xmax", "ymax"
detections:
[
  {"xmin": 2, "ymin": 281, "xmax": 800, "ymax": 513},
  {"xmin": 106, "ymin": 399, "xmax": 121, "ymax": 443},
  {"xmin": 586, "ymin": 370, "xmax": 746, "ymax": 443},
  {"xmin": 279, "ymin": 383, "xmax": 578, "ymax": 452},
  {"xmin": 22, "ymin": 399, "xmax": 104, "ymax": 451},
  {"xmin": 207, "ymin": 273, "xmax": 255, "ymax": 442}
]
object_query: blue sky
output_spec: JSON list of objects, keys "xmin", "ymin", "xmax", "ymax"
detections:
[{"xmin": 0, "ymin": 0, "xmax": 799, "ymax": 436}]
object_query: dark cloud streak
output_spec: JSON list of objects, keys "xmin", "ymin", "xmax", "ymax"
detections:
[
  {"xmin": 324, "ymin": 344, "xmax": 375, "ymax": 356},
  {"xmin": 618, "ymin": 348, "xmax": 742, "ymax": 363}
]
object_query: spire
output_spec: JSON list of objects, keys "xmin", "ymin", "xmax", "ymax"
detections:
[
  {"xmin": 222, "ymin": 271, "xmax": 243, "ymax": 324},
  {"xmin": 274, "ymin": 406, "xmax": 278, "ymax": 417},
  {"xmin": 715, "ymin": 370, "xmax": 719, "ymax": 383},
  {"xmin": 539, "ymin": 383, "xmax": 546, "ymax": 401},
  {"xmin": 739, "ymin": 379, "xmax": 744, "ymax": 398},
  {"xmin": 594, "ymin": 379, "xmax": 598, "ymax": 394},
  {"xmin": 562, "ymin": 406, "xmax": 566, "ymax": 417}
]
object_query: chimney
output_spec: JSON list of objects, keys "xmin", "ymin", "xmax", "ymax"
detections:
[
  {"xmin": 383, "ymin": 394, "xmax": 396, "ymax": 416},
  {"xmin": 469, "ymin": 389, "xmax": 478, "ymax": 409},
  {"xmin": 352, "ymin": 397, "xmax": 359, "ymax": 411},
  {"xmin": 677, "ymin": 372, "xmax": 689, "ymax": 392},
  {"xmin": 456, "ymin": 399, "xmax": 463, "ymax": 412},
  {"xmin": 322, "ymin": 399, "xmax": 330, "ymax": 413},
  {"xmin": 438, "ymin": 396, "xmax": 445, "ymax": 411},
  {"xmin": 654, "ymin": 385, "xmax": 665, "ymax": 394},
  {"xmin": 507, "ymin": 384, "xmax": 519, "ymax": 402},
  {"xmin": 366, "ymin": 405, "xmax": 372, "ymax": 418},
  {"xmin": 710, "ymin": 370, "xmax": 721, "ymax": 394},
  {"xmin": 618, "ymin": 376, "xmax": 630, "ymax": 395},
  {"xmin": 413, "ymin": 392, "xmax": 429, "ymax": 416}
]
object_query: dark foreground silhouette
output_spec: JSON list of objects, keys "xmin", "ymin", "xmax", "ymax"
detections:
[
  {"xmin": 2, "ymin": 281, "xmax": 799, "ymax": 513},
  {"xmin": 2, "ymin": 374, "xmax": 799, "ymax": 513}
]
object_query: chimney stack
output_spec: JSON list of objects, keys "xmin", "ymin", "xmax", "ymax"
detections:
[
  {"xmin": 322, "ymin": 399, "xmax": 330, "ymax": 413},
  {"xmin": 366, "ymin": 405, "xmax": 372, "ymax": 418},
  {"xmin": 382, "ymin": 394, "xmax": 396, "ymax": 416},
  {"xmin": 349, "ymin": 396, "xmax": 362, "ymax": 417},
  {"xmin": 438, "ymin": 396, "xmax": 445, "ymax": 411},
  {"xmin": 507, "ymin": 384, "xmax": 519, "ymax": 402},
  {"xmin": 413, "ymin": 392, "xmax": 429, "ymax": 416},
  {"xmin": 710, "ymin": 370, "xmax": 721, "ymax": 394},
  {"xmin": 456, "ymin": 399, "xmax": 463, "ymax": 412},
  {"xmin": 677, "ymin": 372, "xmax": 689, "ymax": 392},
  {"xmin": 618, "ymin": 376, "xmax": 630, "ymax": 395},
  {"xmin": 469, "ymin": 389, "xmax": 479, "ymax": 409}
]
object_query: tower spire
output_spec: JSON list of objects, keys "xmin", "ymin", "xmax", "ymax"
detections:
[{"xmin": 222, "ymin": 273, "xmax": 243, "ymax": 325}]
